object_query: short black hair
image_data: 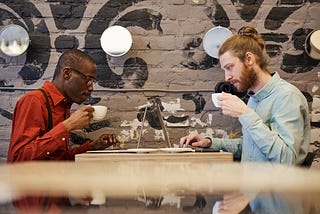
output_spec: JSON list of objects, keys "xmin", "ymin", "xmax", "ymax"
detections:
[{"xmin": 52, "ymin": 49, "xmax": 95, "ymax": 80}]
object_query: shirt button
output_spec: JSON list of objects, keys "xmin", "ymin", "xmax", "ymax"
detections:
[
  {"xmin": 62, "ymin": 137, "xmax": 65, "ymax": 141},
  {"xmin": 46, "ymin": 152, "xmax": 50, "ymax": 155}
]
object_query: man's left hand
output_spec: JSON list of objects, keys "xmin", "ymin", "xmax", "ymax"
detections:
[{"xmin": 89, "ymin": 134, "xmax": 119, "ymax": 150}]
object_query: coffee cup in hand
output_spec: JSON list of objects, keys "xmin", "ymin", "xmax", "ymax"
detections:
[
  {"xmin": 211, "ymin": 93, "xmax": 222, "ymax": 108},
  {"xmin": 92, "ymin": 105, "xmax": 108, "ymax": 121}
]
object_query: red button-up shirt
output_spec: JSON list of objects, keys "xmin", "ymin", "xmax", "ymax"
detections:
[{"xmin": 7, "ymin": 81, "xmax": 90, "ymax": 163}]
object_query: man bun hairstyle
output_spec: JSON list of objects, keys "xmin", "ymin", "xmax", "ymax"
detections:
[{"xmin": 218, "ymin": 26, "xmax": 269, "ymax": 72}]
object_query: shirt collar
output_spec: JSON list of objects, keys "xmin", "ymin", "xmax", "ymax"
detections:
[
  {"xmin": 248, "ymin": 72, "xmax": 280, "ymax": 101},
  {"xmin": 42, "ymin": 81, "xmax": 71, "ymax": 107}
]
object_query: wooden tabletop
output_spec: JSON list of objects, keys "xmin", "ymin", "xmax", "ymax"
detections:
[
  {"xmin": 2, "ymin": 161, "xmax": 320, "ymax": 202},
  {"xmin": 0, "ymin": 160, "xmax": 320, "ymax": 209},
  {"xmin": 75, "ymin": 150, "xmax": 234, "ymax": 163}
]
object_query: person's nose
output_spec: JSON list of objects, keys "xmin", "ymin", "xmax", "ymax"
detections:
[
  {"xmin": 87, "ymin": 84, "xmax": 94, "ymax": 92},
  {"xmin": 225, "ymin": 71, "xmax": 232, "ymax": 81}
]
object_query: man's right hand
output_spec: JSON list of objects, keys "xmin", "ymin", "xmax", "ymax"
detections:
[
  {"xmin": 179, "ymin": 134, "xmax": 212, "ymax": 148},
  {"xmin": 63, "ymin": 105, "xmax": 94, "ymax": 131}
]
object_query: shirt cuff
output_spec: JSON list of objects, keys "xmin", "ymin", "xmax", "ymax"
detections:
[
  {"xmin": 208, "ymin": 137, "xmax": 223, "ymax": 150},
  {"xmin": 78, "ymin": 141, "xmax": 91, "ymax": 152},
  {"xmin": 239, "ymin": 109, "xmax": 258, "ymax": 130}
]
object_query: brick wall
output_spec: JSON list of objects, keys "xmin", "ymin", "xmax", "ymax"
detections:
[{"xmin": 0, "ymin": 0, "xmax": 320, "ymax": 164}]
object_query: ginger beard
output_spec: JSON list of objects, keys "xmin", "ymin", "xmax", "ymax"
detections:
[{"xmin": 235, "ymin": 64, "xmax": 257, "ymax": 93}]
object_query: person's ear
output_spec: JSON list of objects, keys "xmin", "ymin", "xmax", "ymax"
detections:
[
  {"xmin": 63, "ymin": 67, "xmax": 71, "ymax": 80},
  {"xmin": 245, "ymin": 52, "xmax": 254, "ymax": 66}
]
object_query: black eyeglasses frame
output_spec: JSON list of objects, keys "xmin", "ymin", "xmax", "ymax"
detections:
[{"xmin": 67, "ymin": 67, "xmax": 96, "ymax": 87}]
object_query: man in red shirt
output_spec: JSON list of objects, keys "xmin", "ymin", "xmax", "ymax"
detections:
[{"xmin": 7, "ymin": 49, "xmax": 118, "ymax": 213}]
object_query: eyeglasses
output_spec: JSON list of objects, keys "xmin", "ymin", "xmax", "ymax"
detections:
[{"xmin": 67, "ymin": 67, "xmax": 96, "ymax": 87}]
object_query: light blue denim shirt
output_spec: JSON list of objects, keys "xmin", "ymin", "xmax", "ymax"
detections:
[{"xmin": 210, "ymin": 72, "xmax": 311, "ymax": 165}]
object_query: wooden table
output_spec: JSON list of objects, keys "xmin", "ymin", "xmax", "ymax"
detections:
[
  {"xmin": 2, "ymin": 161, "xmax": 320, "ymax": 213},
  {"xmin": 3, "ymin": 161, "xmax": 320, "ymax": 200},
  {"xmin": 74, "ymin": 149, "xmax": 233, "ymax": 206},
  {"xmin": 75, "ymin": 150, "xmax": 234, "ymax": 163}
]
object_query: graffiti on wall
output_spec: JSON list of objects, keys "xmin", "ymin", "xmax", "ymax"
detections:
[
  {"xmin": 182, "ymin": 1, "xmax": 320, "ymax": 72},
  {"xmin": 0, "ymin": 1, "xmax": 319, "ymax": 151},
  {"xmin": 0, "ymin": 1, "xmax": 319, "ymax": 86}
]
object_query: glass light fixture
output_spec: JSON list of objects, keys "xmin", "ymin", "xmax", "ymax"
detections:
[
  {"xmin": 203, "ymin": 26, "xmax": 233, "ymax": 59},
  {"xmin": 100, "ymin": 25, "xmax": 132, "ymax": 57},
  {"xmin": 305, "ymin": 29, "xmax": 320, "ymax": 60},
  {"xmin": 0, "ymin": 24, "xmax": 30, "ymax": 57}
]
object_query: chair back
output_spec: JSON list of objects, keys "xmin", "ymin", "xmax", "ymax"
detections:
[{"xmin": 301, "ymin": 152, "xmax": 315, "ymax": 168}]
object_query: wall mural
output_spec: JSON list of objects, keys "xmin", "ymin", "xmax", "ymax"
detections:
[
  {"xmin": 0, "ymin": 2, "xmax": 50, "ymax": 85},
  {"xmin": 0, "ymin": 1, "xmax": 319, "ymax": 159}
]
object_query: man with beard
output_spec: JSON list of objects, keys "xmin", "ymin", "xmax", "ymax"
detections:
[
  {"xmin": 179, "ymin": 26, "xmax": 311, "ymax": 213},
  {"xmin": 7, "ymin": 49, "xmax": 118, "ymax": 213}
]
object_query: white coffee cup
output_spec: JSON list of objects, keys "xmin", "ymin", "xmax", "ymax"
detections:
[
  {"xmin": 92, "ymin": 105, "xmax": 108, "ymax": 121},
  {"xmin": 211, "ymin": 93, "xmax": 222, "ymax": 108},
  {"xmin": 90, "ymin": 190, "xmax": 106, "ymax": 205}
]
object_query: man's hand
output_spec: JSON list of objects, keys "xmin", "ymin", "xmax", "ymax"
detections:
[
  {"xmin": 219, "ymin": 92, "xmax": 249, "ymax": 118},
  {"xmin": 179, "ymin": 134, "xmax": 212, "ymax": 148},
  {"xmin": 218, "ymin": 192, "xmax": 250, "ymax": 214},
  {"xmin": 89, "ymin": 134, "xmax": 119, "ymax": 150},
  {"xmin": 63, "ymin": 105, "xmax": 94, "ymax": 131}
]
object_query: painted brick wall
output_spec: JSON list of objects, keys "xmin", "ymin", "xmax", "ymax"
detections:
[{"xmin": 0, "ymin": 0, "xmax": 320, "ymax": 165}]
